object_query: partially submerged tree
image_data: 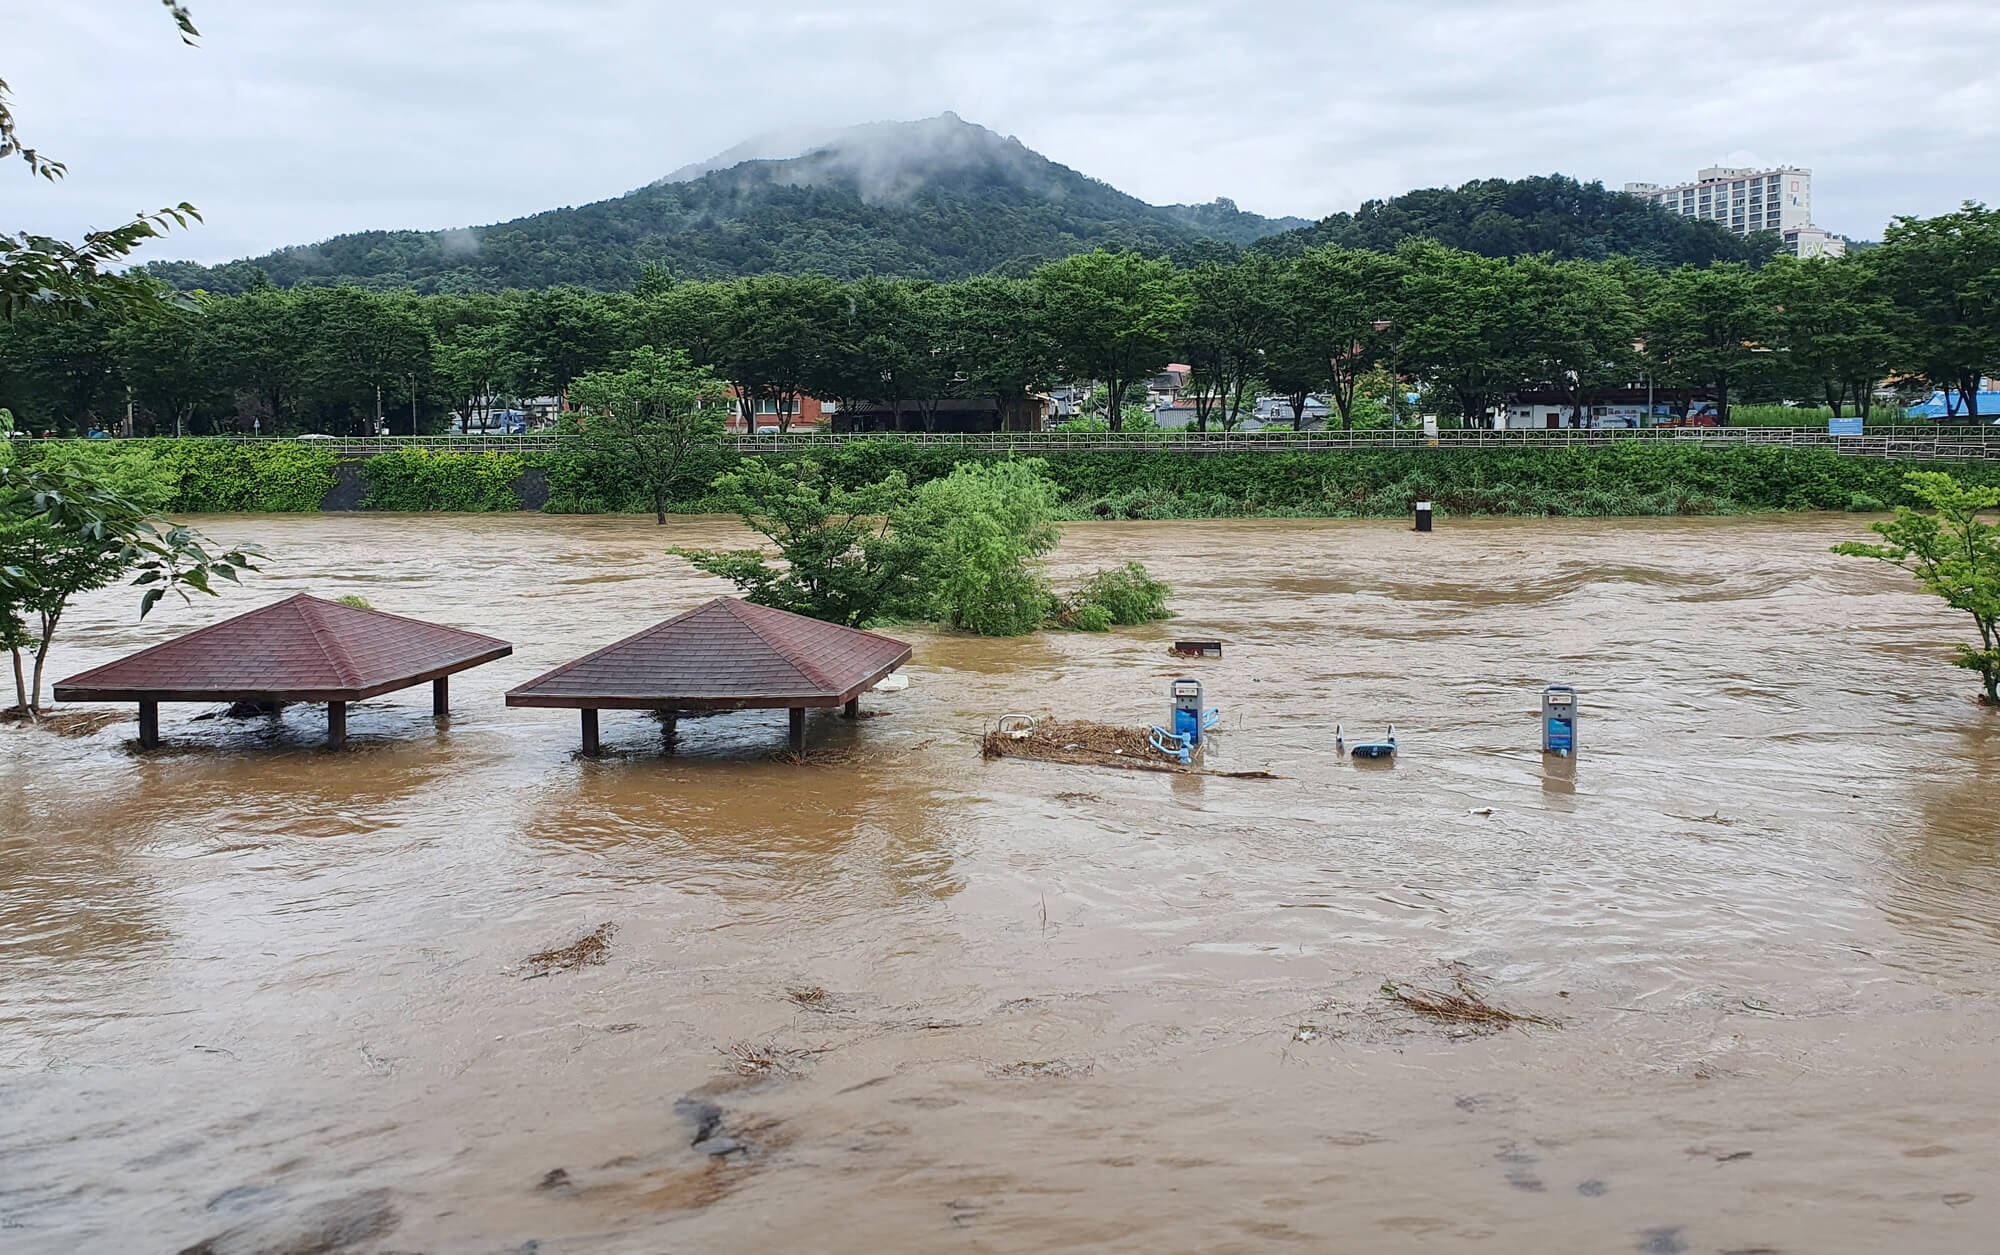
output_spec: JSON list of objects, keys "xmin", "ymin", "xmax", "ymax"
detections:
[
  {"xmin": 565, "ymin": 347, "xmax": 728, "ymax": 523},
  {"xmin": 673, "ymin": 459, "xmax": 926, "ymax": 627},
  {"xmin": 896, "ymin": 459, "xmax": 1062, "ymax": 636},
  {"xmin": 1835, "ymin": 472, "xmax": 2000, "ymax": 705},
  {"xmin": 678, "ymin": 457, "xmax": 1172, "ymax": 636},
  {"xmin": 1, "ymin": 462, "xmax": 261, "ymax": 716}
]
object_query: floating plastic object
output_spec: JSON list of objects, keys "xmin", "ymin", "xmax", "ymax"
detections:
[
  {"xmin": 1170, "ymin": 640, "xmax": 1224, "ymax": 659},
  {"xmin": 874, "ymin": 674, "xmax": 911, "ymax": 693},
  {"xmin": 996, "ymin": 713, "xmax": 1037, "ymax": 740},
  {"xmin": 1336, "ymin": 724, "xmax": 1397, "ymax": 759}
]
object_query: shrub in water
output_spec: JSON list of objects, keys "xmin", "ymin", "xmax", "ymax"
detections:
[{"xmin": 1054, "ymin": 561, "xmax": 1174, "ymax": 630}]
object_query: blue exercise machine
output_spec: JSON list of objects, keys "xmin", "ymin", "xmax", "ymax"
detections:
[{"xmin": 1150, "ymin": 678, "xmax": 1220, "ymax": 765}]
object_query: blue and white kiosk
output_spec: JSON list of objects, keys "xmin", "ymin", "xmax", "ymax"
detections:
[{"xmin": 1542, "ymin": 686, "xmax": 1577, "ymax": 756}]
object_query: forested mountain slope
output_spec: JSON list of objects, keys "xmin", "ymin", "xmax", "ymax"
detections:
[
  {"xmin": 1253, "ymin": 175, "xmax": 1777, "ymax": 267},
  {"xmin": 143, "ymin": 114, "xmax": 1308, "ymax": 293}
]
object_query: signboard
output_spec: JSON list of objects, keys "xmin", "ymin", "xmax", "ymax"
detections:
[{"xmin": 1829, "ymin": 417, "xmax": 1864, "ymax": 436}]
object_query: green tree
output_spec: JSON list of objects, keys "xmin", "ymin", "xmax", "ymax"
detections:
[
  {"xmin": 1281, "ymin": 246, "xmax": 1403, "ymax": 429},
  {"xmin": 205, "ymin": 283, "xmax": 310, "ymax": 432},
  {"xmin": 433, "ymin": 323, "xmax": 519, "ymax": 432},
  {"xmin": 1871, "ymin": 204, "xmax": 2000, "ymax": 419},
  {"xmin": 298, "ymin": 288, "xmax": 435, "ymax": 435},
  {"xmin": 565, "ymin": 347, "xmax": 729, "ymax": 524},
  {"xmin": 1517, "ymin": 255, "xmax": 1641, "ymax": 426},
  {"xmin": 715, "ymin": 273, "xmax": 847, "ymax": 432},
  {"xmin": 1179, "ymin": 258, "xmax": 1279, "ymax": 431},
  {"xmin": 0, "ymin": 519, "xmax": 127, "ymax": 713},
  {"xmin": 0, "ymin": 307, "xmax": 123, "ymax": 432},
  {"xmin": 674, "ymin": 459, "xmax": 927, "ymax": 626},
  {"xmin": 896, "ymin": 459, "xmax": 1062, "ymax": 635},
  {"xmin": 110, "ymin": 306, "xmax": 214, "ymax": 436},
  {"xmin": 504, "ymin": 287, "xmax": 625, "ymax": 405},
  {"xmin": 951, "ymin": 276, "xmax": 1056, "ymax": 431},
  {"xmin": 1392, "ymin": 240, "xmax": 1531, "ymax": 426},
  {"xmin": 1835, "ymin": 471, "xmax": 2000, "ymax": 704},
  {"xmin": 1759, "ymin": 255, "xmax": 1900, "ymax": 418},
  {"xmin": 1643, "ymin": 262, "xmax": 1770, "ymax": 423},
  {"xmin": 1035, "ymin": 251, "xmax": 1188, "ymax": 432},
  {"xmin": 1, "ymin": 460, "xmax": 260, "ymax": 715}
]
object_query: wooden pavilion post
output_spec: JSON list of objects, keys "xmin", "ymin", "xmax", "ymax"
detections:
[
  {"xmin": 327, "ymin": 700, "xmax": 347, "ymax": 749},
  {"xmin": 580, "ymin": 708, "xmax": 600, "ymax": 757},
  {"xmin": 789, "ymin": 707, "xmax": 806, "ymax": 756},
  {"xmin": 137, "ymin": 700, "xmax": 159, "ymax": 749},
  {"xmin": 842, "ymin": 697, "xmax": 860, "ymax": 719},
  {"xmin": 432, "ymin": 677, "xmax": 449, "ymax": 719}
]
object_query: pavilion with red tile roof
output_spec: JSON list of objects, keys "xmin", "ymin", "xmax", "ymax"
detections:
[
  {"xmin": 53, "ymin": 594, "xmax": 512, "ymax": 750},
  {"xmin": 505, "ymin": 596, "xmax": 912, "ymax": 757}
]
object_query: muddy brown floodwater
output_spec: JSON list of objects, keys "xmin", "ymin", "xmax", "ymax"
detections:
[{"xmin": 3, "ymin": 514, "xmax": 1998, "ymax": 1254}]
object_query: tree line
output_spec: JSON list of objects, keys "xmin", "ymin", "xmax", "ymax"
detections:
[{"xmin": 3, "ymin": 203, "xmax": 1997, "ymax": 436}]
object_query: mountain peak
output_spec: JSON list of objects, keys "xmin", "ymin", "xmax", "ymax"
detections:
[
  {"xmin": 660, "ymin": 113, "xmax": 1035, "ymax": 205},
  {"xmin": 144, "ymin": 115, "xmax": 1308, "ymax": 292}
]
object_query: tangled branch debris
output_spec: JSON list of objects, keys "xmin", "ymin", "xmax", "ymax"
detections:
[
  {"xmin": 988, "ymin": 1058, "xmax": 1094, "ymax": 1079},
  {"xmin": 524, "ymin": 922, "xmax": 617, "ymax": 978},
  {"xmin": 980, "ymin": 718, "xmax": 1274, "ymax": 779},
  {"xmin": 1380, "ymin": 965, "xmax": 1558, "ymax": 1034},
  {"xmin": 721, "ymin": 1040, "xmax": 831, "ymax": 1077}
]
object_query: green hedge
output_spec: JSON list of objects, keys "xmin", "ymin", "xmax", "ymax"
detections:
[
  {"xmin": 15, "ymin": 437, "xmax": 2000, "ymax": 518},
  {"xmin": 359, "ymin": 448, "xmax": 527, "ymax": 512},
  {"xmin": 10, "ymin": 439, "xmax": 338, "ymax": 512},
  {"xmin": 772, "ymin": 439, "xmax": 2000, "ymax": 519}
]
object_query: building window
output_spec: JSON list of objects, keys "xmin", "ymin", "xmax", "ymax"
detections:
[{"xmin": 753, "ymin": 398, "xmax": 799, "ymax": 415}]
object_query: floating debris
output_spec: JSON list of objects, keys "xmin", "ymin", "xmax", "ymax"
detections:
[
  {"xmin": 980, "ymin": 718, "xmax": 1274, "ymax": 779},
  {"xmin": 720, "ymin": 1040, "xmax": 830, "ymax": 1078},
  {"xmin": 523, "ymin": 922, "xmax": 617, "ymax": 978},
  {"xmin": 1380, "ymin": 965, "xmax": 1558, "ymax": 1034},
  {"xmin": 989, "ymin": 1058, "xmax": 1094, "ymax": 1079},
  {"xmin": 786, "ymin": 986, "xmax": 829, "ymax": 1010}
]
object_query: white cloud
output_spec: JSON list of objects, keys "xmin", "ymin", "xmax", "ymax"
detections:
[{"xmin": 5, "ymin": 0, "xmax": 1995, "ymax": 263}]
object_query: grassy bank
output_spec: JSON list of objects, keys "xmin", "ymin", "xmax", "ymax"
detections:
[{"xmin": 10, "ymin": 438, "xmax": 1999, "ymax": 518}]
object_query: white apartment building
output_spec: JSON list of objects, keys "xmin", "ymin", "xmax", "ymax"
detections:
[{"xmin": 1624, "ymin": 165, "xmax": 1815, "ymax": 241}]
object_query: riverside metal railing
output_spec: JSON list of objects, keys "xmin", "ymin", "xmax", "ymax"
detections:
[{"xmin": 30, "ymin": 425, "xmax": 2000, "ymax": 459}]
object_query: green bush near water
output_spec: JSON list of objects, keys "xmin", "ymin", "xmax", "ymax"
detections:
[
  {"xmin": 8, "ymin": 439, "xmax": 339, "ymax": 512},
  {"xmin": 15, "ymin": 437, "xmax": 2000, "ymax": 519},
  {"xmin": 359, "ymin": 448, "xmax": 528, "ymax": 512}
]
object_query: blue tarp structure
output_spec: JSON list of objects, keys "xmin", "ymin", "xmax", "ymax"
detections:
[{"xmin": 1908, "ymin": 390, "xmax": 2000, "ymax": 420}]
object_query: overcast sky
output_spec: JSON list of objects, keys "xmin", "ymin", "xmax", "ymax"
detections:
[{"xmin": 6, "ymin": 0, "xmax": 1996, "ymax": 265}]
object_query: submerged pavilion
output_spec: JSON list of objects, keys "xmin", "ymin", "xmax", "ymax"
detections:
[
  {"xmin": 52, "ymin": 593, "xmax": 512, "ymax": 749},
  {"xmin": 504, "ymin": 596, "xmax": 912, "ymax": 756}
]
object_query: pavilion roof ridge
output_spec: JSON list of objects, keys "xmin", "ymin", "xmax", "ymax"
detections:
[
  {"xmin": 724, "ymin": 597, "xmax": 842, "ymax": 692},
  {"xmin": 298, "ymin": 596, "xmax": 364, "ymax": 690}
]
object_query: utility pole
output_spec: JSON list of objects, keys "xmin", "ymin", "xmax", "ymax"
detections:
[
  {"xmin": 409, "ymin": 374, "xmax": 417, "ymax": 436},
  {"xmin": 375, "ymin": 382, "xmax": 384, "ymax": 435}
]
